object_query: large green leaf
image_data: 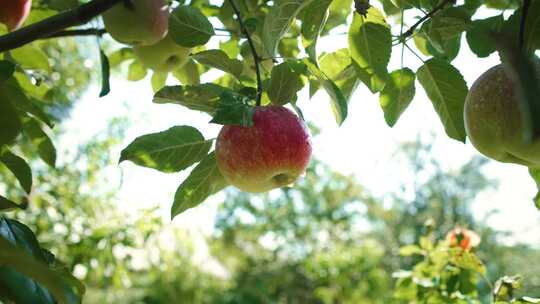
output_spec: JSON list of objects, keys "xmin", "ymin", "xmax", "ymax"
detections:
[
  {"xmin": 417, "ymin": 59, "xmax": 468, "ymax": 143},
  {"xmin": 465, "ymin": 15, "xmax": 504, "ymax": 58},
  {"xmin": 348, "ymin": 7, "xmax": 392, "ymax": 93},
  {"xmin": 0, "ymin": 218, "xmax": 82, "ymax": 304},
  {"xmin": 268, "ymin": 61, "xmax": 303, "ymax": 105},
  {"xmin": 0, "ymin": 196, "xmax": 23, "ymax": 212},
  {"xmin": 10, "ymin": 45, "xmax": 51, "ymax": 71},
  {"xmin": 169, "ymin": 6, "xmax": 215, "ymax": 47},
  {"xmin": 0, "ymin": 60, "xmax": 15, "ymax": 83},
  {"xmin": 262, "ymin": 0, "xmax": 315, "ymax": 57},
  {"xmin": 299, "ymin": 0, "xmax": 332, "ymax": 62},
  {"xmin": 320, "ymin": 49, "xmax": 360, "ymax": 101},
  {"xmin": 21, "ymin": 117, "xmax": 57, "ymax": 167},
  {"xmin": 524, "ymin": 0, "xmax": 540, "ymax": 53},
  {"xmin": 153, "ymin": 84, "xmax": 229, "ymax": 114},
  {"xmin": 304, "ymin": 59, "xmax": 348, "ymax": 125},
  {"xmin": 0, "ymin": 98, "xmax": 21, "ymax": 147},
  {"xmin": 0, "ymin": 149, "xmax": 32, "ymax": 194},
  {"xmin": 192, "ymin": 49, "xmax": 243, "ymax": 79},
  {"xmin": 379, "ymin": 68, "xmax": 416, "ymax": 127},
  {"xmin": 171, "ymin": 152, "xmax": 228, "ymax": 219},
  {"xmin": 120, "ymin": 126, "xmax": 212, "ymax": 173}
]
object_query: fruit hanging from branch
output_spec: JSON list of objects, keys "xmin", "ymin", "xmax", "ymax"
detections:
[
  {"xmin": 0, "ymin": 0, "xmax": 32, "ymax": 31},
  {"xmin": 133, "ymin": 36, "xmax": 190, "ymax": 72},
  {"xmin": 464, "ymin": 62, "xmax": 540, "ymax": 167},
  {"xmin": 446, "ymin": 227, "xmax": 481, "ymax": 251},
  {"xmin": 101, "ymin": 0, "xmax": 169, "ymax": 46},
  {"xmin": 216, "ymin": 106, "xmax": 312, "ymax": 193}
]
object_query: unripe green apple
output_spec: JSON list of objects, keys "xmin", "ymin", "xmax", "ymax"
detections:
[
  {"xmin": 133, "ymin": 36, "xmax": 190, "ymax": 72},
  {"xmin": 102, "ymin": 0, "xmax": 169, "ymax": 46},
  {"xmin": 216, "ymin": 106, "xmax": 312, "ymax": 193},
  {"xmin": 0, "ymin": 0, "xmax": 32, "ymax": 31},
  {"xmin": 464, "ymin": 62, "xmax": 540, "ymax": 167}
]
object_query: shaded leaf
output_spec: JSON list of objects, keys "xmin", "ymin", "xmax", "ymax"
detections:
[
  {"xmin": 192, "ymin": 49, "xmax": 243, "ymax": 79},
  {"xmin": 417, "ymin": 59, "xmax": 468, "ymax": 142},
  {"xmin": 0, "ymin": 97, "xmax": 21, "ymax": 147},
  {"xmin": 0, "ymin": 149, "xmax": 32, "ymax": 194},
  {"xmin": 0, "ymin": 196, "xmax": 23, "ymax": 212},
  {"xmin": 169, "ymin": 6, "xmax": 215, "ymax": 47},
  {"xmin": 379, "ymin": 68, "xmax": 416, "ymax": 127},
  {"xmin": 99, "ymin": 49, "xmax": 111, "ymax": 97},
  {"xmin": 448, "ymin": 248, "xmax": 486, "ymax": 275},
  {"xmin": 348, "ymin": 7, "xmax": 391, "ymax": 93},
  {"xmin": 299, "ymin": 0, "xmax": 332, "ymax": 62},
  {"xmin": 466, "ymin": 15, "xmax": 504, "ymax": 58},
  {"xmin": 153, "ymin": 84, "xmax": 229, "ymax": 114},
  {"xmin": 21, "ymin": 117, "xmax": 56, "ymax": 167},
  {"xmin": 210, "ymin": 92, "xmax": 255, "ymax": 127},
  {"xmin": 120, "ymin": 126, "xmax": 212, "ymax": 173},
  {"xmin": 171, "ymin": 152, "xmax": 228, "ymax": 218},
  {"xmin": 268, "ymin": 61, "xmax": 303, "ymax": 105},
  {"xmin": 0, "ymin": 60, "xmax": 15, "ymax": 83}
]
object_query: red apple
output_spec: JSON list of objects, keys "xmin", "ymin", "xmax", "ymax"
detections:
[
  {"xmin": 216, "ymin": 106, "xmax": 312, "ymax": 193},
  {"xmin": 446, "ymin": 227, "xmax": 481, "ymax": 251},
  {"xmin": 0, "ymin": 0, "xmax": 32, "ymax": 31}
]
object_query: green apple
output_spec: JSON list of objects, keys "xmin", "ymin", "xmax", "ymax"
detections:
[
  {"xmin": 102, "ymin": 0, "xmax": 169, "ymax": 46},
  {"xmin": 133, "ymin": 36, "xmax": 190, "ymax": 72},
  {"xmin": 215, "ymin": 106, "xmax": 312, "ymax": 193},
  {"xmin": 464, "ymin": 62, "xmax": 540, "ymax": 167},
  {"xmin": 0, "ymin": 0, "xmax": 32, "ymax": 31}
]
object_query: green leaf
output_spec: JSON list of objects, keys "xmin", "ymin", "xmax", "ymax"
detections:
[
  {"xmin": 0, "ymin": 149, "xmax": 32, "ymax": 194},
  {"xmin": 324, "ymin": 0, "xmax": 353, "ymax": 33},
  {"xmin": 304, "ymin": 59, "xmax": 348, "ymax": 125},
  {"xmin": 192, "ymin": 49, "xmax": 243, "ymax": 79},
  {"xmin": 171, "ymin": 152, "xmax": 228, "ymax": 218},
  {"xmin": 21, "ymin": 117, "xmax": 56, "ymax": 167},
  {"xmin": 448, "ymin": 248, "xmax": 486, "ymax": 275},
  {"xmin": 379, "ymin": 68, "xmax": 416, "ymax": 127},
  {"xmin": 0, "ymin": 97, "xmax": 21, "ymax": 147},
  {"xmin": 173, "ymin": 59, "xmax": 201, "ymax": 85},
  {"xmin": 99, "ymin": 49, "xmax": 111, "ymax": 97},
  {"xmin": 169, "ymin": 6, "xmax": 215, "ymax": 47},
  {"xmin": 0, "ymin": 218, "xmax": 82, "ymax": 304},
  {"xmin": 153, "ymin": 84, "xmax": 229, "ymax": 114},
  {"xmin": 466, "ymin": 15, "xmax": 504, "ymax": 58},
  {"xmin": 529, "ymin": 168, "xmax": 540, "ymax": 210},
  {"xmin": 320, "ymin": 49, "xmax": 360, "ymax": 101},
  {"xmin": 127, "ymin": 61, "xmax": 147, "ymax": 81},
  {"xmin": 524, "ymin": 0, "xmax": 540, "ymax": 53},
  {"xmin": 0, "ymin": 78, "xmax": 54, "ymax": 128},
  {"xmin": 262, "ymin": 0, "xmax": 315, "ymax": 57},
  {"xmin": 348, "ymin": 7, "xmax": 392, "ymax": 93},
  {"xmin": 107, "ymin": 47, "xmax": 134, "ymax": 68},
  {"xmin": 210, "ymin": 92, "xmax": 255, "ymax": 127},
  {"xmin": 0, "ymin": 60, "xmax": 15, "ymax": 82},
  {"xmin": 0, "ymin": 196, "xmax": 23, "ymax": 212},
  {"xmin": 417, "ymin": 59, "xmax": 468, "ymax": 142},
  {"xmin": 399, "ymin": 245, "xmax": 425, "ymax": 256},
  {"xmin": 151, "ymin": 72, "xmax": 168, "ymax": 93},
  {"xmin": 120, "ymin": 126, "xmax": 212, "ymax": 173},
  {"xmin": 268, "ymin": 61, "xmax": 303, "ymax": 105},
  {"xmin": 10, "ymin": 45, "xmax": 50, "ymax": 71},
  {"xmin": 300, "ymin": 0, "xmax": 332, "ymax": 62}
]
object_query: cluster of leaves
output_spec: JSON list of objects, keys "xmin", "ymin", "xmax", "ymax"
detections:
[{"xmin": 395, "ymin": 233, "xmax": 540, "ymax": 303}]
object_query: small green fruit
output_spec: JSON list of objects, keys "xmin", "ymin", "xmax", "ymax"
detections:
[
  {"xmin": 102, "ymin": 0, "xmax": 169, "ymax": 46},
  {"xmin": 133, "ymin": 36, "xmax": 190, "ymax": 72},
  {"xmin": 464, "ymin": 62, "xmax": 540, "ymax": 167}
]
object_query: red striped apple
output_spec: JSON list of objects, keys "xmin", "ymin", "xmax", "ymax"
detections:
[
  {"xmin": 216, "ymin": 106, "xmax": 312, "ymax": 193},
  {"xmin": 446, "ymin": 227, "xmax": 480, "ymax": 251},
  {"xmin": 0, "ymin": 0, "xmax": 32, "ymax": 31},
  {"xmin": 464, "ymin": 62, "xmax": 540, "ymax": 167},
  {"xmin": 102, "ymin": 0, "xmax": 168, "ymax": 46}
]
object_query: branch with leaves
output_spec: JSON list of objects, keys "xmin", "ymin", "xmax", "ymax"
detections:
[{"xmin": 0, "ymin": 0, "xmax": 122, "ymax": 53}]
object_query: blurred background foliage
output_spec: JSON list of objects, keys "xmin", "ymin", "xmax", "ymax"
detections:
[{"xmin": 2, "ymin": 119, "xmax": 539, "ymax": 303}]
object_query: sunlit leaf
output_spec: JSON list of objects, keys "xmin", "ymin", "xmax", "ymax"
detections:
[
  {"xmin": 192, "ymin": 49, "xmax": 243, "ymax": 79},
  {"xmin": 153, "ymin": 84, "xmax": 230, "ymax": 114},
  {"xmin": 379, "ymin": 68, "xmax": 416, "ymax": 127}
]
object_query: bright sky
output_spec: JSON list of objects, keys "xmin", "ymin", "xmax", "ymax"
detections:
[{"xmin": 57, "ymin": 4, "xmax": 540, "ymax": 251}]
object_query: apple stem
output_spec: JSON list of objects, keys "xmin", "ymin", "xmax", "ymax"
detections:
[
  {"xmin": 0, "ymin": 0, "xmax": 123, "ymax": 53},
  {"xmin": 519, "ymin": 0, "xmax": 531, "ymax": 51},
  {"xmin": 228, "ymin": 0, "xmax": 263, "ymax": 107}
]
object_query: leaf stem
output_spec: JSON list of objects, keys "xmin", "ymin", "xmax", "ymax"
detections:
[
  {"xmin": 0, "ymin": 0, "xmax": 123, "ymax": 53},
  {"xmin": 519, "ymin": 0, "xmax": 531, "ymax": 50},
  {"xmin": 400, "ymin": 0, "xmax": 454, "ymax": 40},
  {"xmin": 228, "ymin": 0, "xmax": 263, "ymax": 107}
]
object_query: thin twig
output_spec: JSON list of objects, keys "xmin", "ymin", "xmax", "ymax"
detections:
[
  {"xmin": 45, "ymin": 28, "xmax": 106, "ymax": 39},
  {"xmin": 519, "ymin": 0, "xmax": 531, "ymax": 50},
  {"xmin": 0, "ymin": 0, "xmax": 123, "ymax": 53},
  {"xmin": 228, "ymin": 0, "xmax": 263, "ymax": 106},
  {"xmin": 401, "ymin": 0, "xmax": 454, "ymax": 39}
]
